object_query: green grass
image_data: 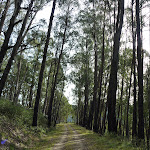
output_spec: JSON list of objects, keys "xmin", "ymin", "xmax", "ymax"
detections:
[
  {"xmin": 0, "ymin": 99, "xmax": 146, "ymax": 150},
  {"xmin": 28, "ymin": 123, "xmax": 66, "ymax": 150},
  {"xmin": 63, "ymin": 124, "xmax": 75, "ymax": 150},
  {"xmin": 70, "ymin": 124, "xmax": 143, "ymax": 150},
  {"xmin": 0, "ymin": 99, "xmax": 64, "ymax": 149}
]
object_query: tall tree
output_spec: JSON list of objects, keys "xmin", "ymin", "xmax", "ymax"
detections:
[
  {"xmin": 32, "ymin": 0, "xmax": 57, "ymax": 126},
  {"xmin": 93, "ymin": 4, "xmax": 106, "ymax": 132},
  {"xmin": 132, "ymin": 0, "xmax": 137, "ymax": 138},
  {"xmin": 47, "ymin": 6, "xmax": 69, "ymax": 127},
  {"xmin": 107, "ymin": 0, "xmax": 124, "ymax": 133},
  {"xmin": 136, "ymin": 0, "xmax": 144, "ymax": 140},
  {"xmin": 83, "ymin": 40, "xmax": 90, "ymax": 127},
  {"xmin": 88, "ymin": 0, "xmax": 98, "ymax": 130}
]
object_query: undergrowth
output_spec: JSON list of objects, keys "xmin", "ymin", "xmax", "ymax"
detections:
[{"xmin": 0, "ymin": 98, "xmax": 60, "ymax": 149}]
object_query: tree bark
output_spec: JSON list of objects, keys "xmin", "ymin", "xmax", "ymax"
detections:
[
  {"xmin": 32, "ymin": 0, "xmax": 56, "ymax": 126},
  {"xmin": 54, "ymin": 82, "xmax": 64, "ymax": 127},
  {"xmin": 83, "ymin": 40, "xmax": 89, "ymax": 127},
  {"xmin": 118, "ymin": 75, "xmax": 124, "ymax": 135},
  {"xmin": 132, "ymin": 0, "xmax": 137, "ymax": 138},
  {"xmin": 15, "ymin": 65, "xmax": 28, "ymax": 103},
  {"xmin": 42, "ymin": 62, "xmax": 53, "ymax": 114},
  {"xmin": 93, "ymin": 10, "xmax": 105, "ymax": 132},
  {"xmin": 126, "ymin": 66, "xmax": 133, "ymax": 138},
  {"xmin": 0, "ymin": 0, "xmax": 10, "ymax": 36},
  {"xmin": 47, "ymin": 12, "xmax": 68, "ymax": 127},
  {"xmin": 13, "ymin": 51, "xmax": 22, "ymax": 103},
  {"xmin": 88, "ymin": 0, "xmax": 98, "ymax": 130},
  {"xmin": 136, "ymin": 0, "xmax": 144, "ymax": 140},
  {"xmin": 107, "ymin": 0, "xmax": 124, "ymax": 133}
]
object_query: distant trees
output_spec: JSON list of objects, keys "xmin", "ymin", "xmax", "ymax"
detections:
[{"xmin": 0, "ymin": 0, "xmax": 150, "ymax": 147}]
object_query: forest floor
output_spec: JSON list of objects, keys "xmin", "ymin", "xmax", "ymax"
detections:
[
  {"xmin": 0, "ymin": 121, "xmax": 142, "ymax": 150},
  {"xmin": 0, "ymin": 100, "xmax": 145, "ymax": 149},
  {"xmin": 52, "ymin": 124, "xmax": 85, "ymax": 150},
  {"xmin": 31, "ymin": 123, "xmax": 143, "ymax": 150},
  {"xmin": 49, "ymin": 123, "xmax": 141, "ymax": 150}
]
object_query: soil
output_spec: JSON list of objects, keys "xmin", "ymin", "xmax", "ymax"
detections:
[{"xmin": 52, "ymin": 124, "xmax": 87, "ymax": 150}]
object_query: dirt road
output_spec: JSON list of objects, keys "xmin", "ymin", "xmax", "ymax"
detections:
[{"xmin": 52, "ymin": 124, "xmax": 86, "ymax": 150}]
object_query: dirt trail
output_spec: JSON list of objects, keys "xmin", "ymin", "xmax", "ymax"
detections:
[
  {"xmin": 52, "ymin": 125, "xmax": 68, "ymax": 150},
  {"xmin": 52, "ymin": 124, "xmax": 86, "ymax": 150},
  {"xmin": 69, "ymin": 125, "xmax": 85, "ymax": 150}
]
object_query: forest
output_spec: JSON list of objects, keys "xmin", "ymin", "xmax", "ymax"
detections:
[{"xmin": 0, "ymin": 0, "xmax": 150, "ymax": 149}]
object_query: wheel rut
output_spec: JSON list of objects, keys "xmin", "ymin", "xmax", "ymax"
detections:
[{"xmin": 52, "ymin": 124, "xmax": 86, "ymax": 150}]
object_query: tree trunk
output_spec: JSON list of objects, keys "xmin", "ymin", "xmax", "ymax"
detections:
[
  {"xmin": 0, "ymin": 0, "xmax": 22, "ymax": 67},
  {"xmin": 29, "ymin": 52, "xmax": 39, "ymax": 108},
  {"xmin": 47, "ymin": 13, "xmax": 68, "ymax": 127},
  {"xmin": 54, "ymin": 82, "xmax": 64, "ymax": 127},
  {"xmin": 0, "ymin": 0, "xmax": 10, "ymax": 36},
  {"xmin": 98, "ymin": 73, "xmax": 108, "ymax": 133},
  {"xmin": 13, "ymin": 51, "xmax": 22, "ymax": 103},
  {"xmin": 94, "ymin": 18, "xmax": 105, "ymax": 133},
  {"xmin": 126, "ymin": 66, "xmax": 133, "ymax": 138},
  {"xmin": 83, "ymin": 41, "xmax": 89, "ymax": 127},
  {"xmin": 136, "ymin": 0, "xmax": 144, "ymax": 140},
  {"xmin": 118, "ymin": 75, "xmax": 124, "ymax": 135},
  {"xmin": 15, "ymin": 65, "xmax": 28, "ymax": 103},
  {"xmin": 42, "ymin": 62, "xmax": 53, "ymax": 114},
  {"xmin": 132, "ymin": 0, "xmax": 137, "ymax": 138},
  {"xmin": 32, "ymin": 0, "xmax": 56, "ymax": 126},
  {"xmin": 102, "ymin": 101, "xmax": 107, "ymax": 134},
  {"xmin": 88, "ymin": 0, "xmax": 98, "ymax": 130},
  {"xmin": 107, "ymin": 0, "xmax": 124, "ymax": 133}
]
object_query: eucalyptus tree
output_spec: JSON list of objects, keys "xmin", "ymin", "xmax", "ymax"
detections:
[
  {"xmin": 88, "ymin": 0, "xmax": 98, "ymax": 131},
  {"xmin": 78, "ymin": 0, "xmax": 99, "ymax": 130},
  {"xmin": 13, "ymin": 51, "xmax": 23, "ymax": 103},
  {"xmin": 107, "ymin": 0, "xmax": 124, "ymax": 133},
  {"xmin": 136, "ymin": 0, "xmax": 144, "ymax": 140},
  {"xmin": 76, "ymin": 0, "xmax": 113, "ymax": 131},
  {"xmin": 47, "ymin": 0, "xmax": 79, "ymax": 127},
  {"xmin": 53, "ymin": 80, "xmax": 65, "ymax": 126},
  {"xmin": 131, "ymin": 0, "xmax": 137, "ymax": 138},
  {"xmin": 70, "ymin": 36, "xmax": 93, "ymax": 127},
  {"xmin": 83, "ymin": 40, "xmax": 91, "ymax": 127},
  {"xmin": 42, "ymin": 59, "xmax": 54, "ymax": 114},
  {"xmin": 32, "ymin": 0, "xmax": 57, "ymax": 126},
  {"xmin": 93, "ymin": 1, "xmax": 106, "ymax": 133}
]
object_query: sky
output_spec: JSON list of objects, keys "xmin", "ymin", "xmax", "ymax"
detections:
[{"xmin": 35, "ymin": 0, "xmax": 150, "ymax": 105}]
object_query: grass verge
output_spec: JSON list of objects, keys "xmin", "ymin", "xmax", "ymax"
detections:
[{"xmin": 70, "ymin": 124, "xmax": 143, "ymax": 150}]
